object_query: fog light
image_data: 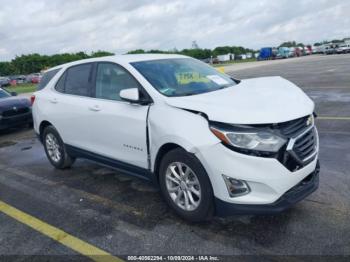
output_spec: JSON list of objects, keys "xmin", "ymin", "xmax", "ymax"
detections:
[{"xmin": 222, "ymin": 175, "xmax": 250, "ymax": 197}]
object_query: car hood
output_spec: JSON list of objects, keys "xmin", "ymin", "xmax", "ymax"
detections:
[
  {"xmin": 0, "ymin": 96, "xmax": 31, "ymax": 112},
  {"xmin": 165, "ymin": 76, "xmax": 314, "ymax": 124}
]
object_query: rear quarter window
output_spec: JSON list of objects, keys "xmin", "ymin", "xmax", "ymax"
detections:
[
  {"xmin": 37, "ymin": 68, "xmax": 61, "ymax": 90},
  {"xmin": 55, "ymin": 71, "xmax": 66, "ymax": 93}
]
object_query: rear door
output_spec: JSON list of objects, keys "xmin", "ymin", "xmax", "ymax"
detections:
[
  {"xmin": 48, "ymin": 63, "xmax": 96, "ymax": 150},
  {"xmin": 85, "ymin": 62, "xmax": 150, "ymax": 169}
]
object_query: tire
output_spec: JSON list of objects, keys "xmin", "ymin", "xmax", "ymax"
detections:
[
  {"xmin": 159, "ymin": 148, "xmax": 214, "ymax": 222},
  {"xmin": 43, "ymin": 126, "xmax": 75, "ymax": 169}
]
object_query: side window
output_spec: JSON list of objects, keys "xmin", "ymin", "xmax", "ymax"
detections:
[
  {"xmin": 37, "ymin": 68, "xmax": 61, "ymax": 90},
  {"xmin": 95, "ymin": 63, "xmax": 140, "ymax": 101},
  {"xmin": 55, "ymin": 71, "xmax": 66, "ymax": 93},
  {"xmin": 65, "ymin": 64, "xmax": 92, "ymax": 96}
]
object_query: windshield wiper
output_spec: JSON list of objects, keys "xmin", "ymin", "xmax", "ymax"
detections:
[
  {"xmin": 172, "ymin": 85, "xmax": 233, "ymax": 97},
  {"xmin": 173, "ymin": 91, "xmax": 204, "ymax": 97},
  {"xmin": 217, "ymin": 84, "xmax": 234, "ymax": 90}
]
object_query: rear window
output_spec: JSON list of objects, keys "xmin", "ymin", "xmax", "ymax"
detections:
[{"xmin": 37, "ymin": 68, "xmax": 61, "ymax": 90}]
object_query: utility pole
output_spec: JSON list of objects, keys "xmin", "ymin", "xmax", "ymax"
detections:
[{"xmin": 191, "ymin": 41, "xmax": 199, "ymax": 49}]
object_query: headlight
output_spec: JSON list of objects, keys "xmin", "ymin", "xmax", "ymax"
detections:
[{"xmin": 210, "ymin": 125, "xmax": 286, "ymax": 152}]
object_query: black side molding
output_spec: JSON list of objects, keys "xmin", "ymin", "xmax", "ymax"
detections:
[{"xmin": 65, "ymin": 144, "xmax": 155, "ymax": 182}]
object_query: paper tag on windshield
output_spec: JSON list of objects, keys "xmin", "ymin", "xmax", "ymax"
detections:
[{"xmin": 206, "ymin": 75, "xmax": 229, "ymax": 85}]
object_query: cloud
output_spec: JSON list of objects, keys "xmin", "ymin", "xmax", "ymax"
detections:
[{"xmin": 0, "ymin": 0, "xmax": 349, "ymax": 60}]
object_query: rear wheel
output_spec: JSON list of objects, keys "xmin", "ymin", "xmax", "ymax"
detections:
[
  {"xmin": 159, "ymin": 148, "xmax": 214, "ymax": 222},
  {"xmin": 43, "ymin": 126, "xmax": 75, "ymax": 169}
]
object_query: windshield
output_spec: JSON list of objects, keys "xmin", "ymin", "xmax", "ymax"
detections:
[
  {"xmin": 131, "ymin": 58, "xmax": 236, "ymax": 97},
  {"xmin": 0, "ymin": 88, "xmax": 11, "ymax": 99}
]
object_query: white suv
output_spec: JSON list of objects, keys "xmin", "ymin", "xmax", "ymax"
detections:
[{"xmin": 32, "ymin": 54, "xmax": 319, "ymax": 221}]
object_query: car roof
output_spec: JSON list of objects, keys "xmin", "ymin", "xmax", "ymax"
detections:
[{"xmin": 47, "ymin": 54, "xmax": 188, "ymax": 72}]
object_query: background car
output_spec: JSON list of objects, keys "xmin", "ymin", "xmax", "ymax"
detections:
[
  {"xmin": 0, "ymin": 87, "xmax": 32, "ymax": 130},
  {"xmin": 277, "ymin": 47, "xmax": 290, "ymax": 58},
  {"xmin": 26, "ymin": 73, "xmax": 42, "ymax": 84},
  {"xmin": 336, "ymin": 44, "xmax": 350, "ymax": 54},
  {"xmin": 9, "ymin": 75, "xmax": 26, "ymax": 85},
  {"xmin": 17, "ymin": 75, "xmax": 26, "ymax": 84},
  {"xmin": 0, "ymin": 77, "xmax": 11, "ymax": 87},
  {"xmin": 295, "ymin": 47, "xmax": 303, "ymax": 56},
  {"xmin": 324, "ymin": 44, "xmax": 338, "ymax": 55},
  {"xmin": 303, "ymin": 46, "xmax": 311, "ymax": 55}
]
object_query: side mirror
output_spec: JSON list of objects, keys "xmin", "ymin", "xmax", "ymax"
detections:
[
  {"xmin": 11, "ymin": 91, "xmax": 17, "ymax": 96},
  {"xmin": 120, "ymin": 88, "xmax": 140, "ymax": 103}
]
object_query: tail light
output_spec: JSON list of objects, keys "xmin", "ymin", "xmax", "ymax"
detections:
[{"xmin": 30, "ymin": 95, "xmax": 35, "ymax": 105}]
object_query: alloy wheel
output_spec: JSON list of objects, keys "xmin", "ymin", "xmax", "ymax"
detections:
[
  {"xmin": 45, "ymin": 133, "xmax": 61, "ymax": 163},
  {"xmin": 165, "ymin": 162, "xmax": 201, "ymax": 211}
]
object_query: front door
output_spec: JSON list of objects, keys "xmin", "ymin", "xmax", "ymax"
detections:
[{"xmin": 86, "ymin": 62, "xmax": 150, "ymax": 169}]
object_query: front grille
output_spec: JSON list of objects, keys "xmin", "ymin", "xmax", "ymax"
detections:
[
  {"xmin": 278, "ymin": 115, "xmax": 309, "ymax": 137},
  {"xmin": 276, "ymin": 115, "xmax": 318, "ymax": 172},
  {"xmin": 293, "ymin": 128, "xmax": 317, "ymax": 161},
  {"xmin": 2, "ymin": 107, "xmax": 30, "ymax": 117}
]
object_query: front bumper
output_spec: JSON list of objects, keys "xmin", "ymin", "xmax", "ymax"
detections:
[
  {"xmin": 196, "ymin": 141, "xmax": 319, "ymax": 205},
  {"xmin": 215, "ymin": 161, "xmax": 320, "ymax": 216},
  {"xmin": 0, "ymin": 112, "xmax": 33, "ymax": 130}
]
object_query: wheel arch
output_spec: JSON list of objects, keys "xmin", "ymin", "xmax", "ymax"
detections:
[
  {"xmin": 39, "ymin": 120, "xmax": 53, "ymax": 142},
  {"xmin": 153, "ymin": 143, "xmax": 184, "ymax": 181}
]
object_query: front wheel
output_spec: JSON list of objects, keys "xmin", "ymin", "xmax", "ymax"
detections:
[
  {"xmin": 43, "ymin": 126, "xmax": 75, "ymax": 169},
  {"xmin": 159, "ymin": 148, "xmax": 214, "ymax": 222}
]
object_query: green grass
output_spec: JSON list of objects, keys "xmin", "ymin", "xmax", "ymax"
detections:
[
  {"xmin": 213, "ymin": 58, "xmax": 257, "ymax": 67},
  {"xmin": 5, "ymin": 84, "xmax": 37, "ymax": 94}
]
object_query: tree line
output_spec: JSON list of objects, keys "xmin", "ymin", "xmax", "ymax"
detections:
[
  {"xmin": 127, "ymin": 46, "xmax": 255, "ymax": 59},
  {"xmin": 0, "ymin": 51, "xmax": 114, "ymax": 76},
  {"xmin": 0, "ymin": 46, "xmax": 255, "ymax": 76},
  {"xmin": 3, "ymin": 36, "xmax": 347, "ymax": 76}
]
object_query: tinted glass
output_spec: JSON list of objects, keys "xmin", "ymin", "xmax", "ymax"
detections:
[
  {"xmin": 131, "ymin": 58, "xmax": 236, "ymax": 97},
  {"xmin": 95, "ymin": 63, "xmax": 140, "ymax": 101},
  {"xmin": 65, "ymin": 64, "xmax": 92, "ymax": 96},
  {"xmin": 37, "ymin": 68, "xmax": 60, "ymax": 90},
  {"xmin": 0, "ymin": 88, "xmax": 11, "ymax": 99},
  {"xmin": 55, "ymin": 72, "xmax": 66, "ymax": 93}
]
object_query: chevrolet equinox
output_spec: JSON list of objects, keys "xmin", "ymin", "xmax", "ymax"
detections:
[{"xmin": 32, "ymin": 54, "xmax": 320, "ymax": 221}]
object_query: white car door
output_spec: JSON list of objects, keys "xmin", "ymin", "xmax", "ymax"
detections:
[
  {"xmin": 46, "ymin": 63, "xmax": 95, "ymax": 151},
  {"xmin": 85, "ymin": 62, "xmax": 150, "ymax": 169}
]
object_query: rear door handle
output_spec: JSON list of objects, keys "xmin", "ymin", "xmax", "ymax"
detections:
[
  {"xmin": 88, "ymin": 105, "xmax": 101, "ymax": 112},
  {"xmin": 49, "ymin": 98, "xmax": 58, "ymax": 104}
]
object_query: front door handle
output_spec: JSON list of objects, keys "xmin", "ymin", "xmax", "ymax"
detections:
[{"xmin": 88, "ymin": 105, "xmax": 101, "ymax": 112}]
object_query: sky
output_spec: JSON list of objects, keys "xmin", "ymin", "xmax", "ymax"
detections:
[{"xmin": 0, "ymin": 0, "xmax": 349, "ymax": 61}]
